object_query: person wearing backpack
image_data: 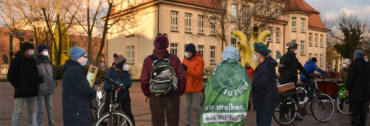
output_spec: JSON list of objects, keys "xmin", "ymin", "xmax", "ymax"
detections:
[
  {"xmin": 140, "ymin": 34, "xmax": 187, "ymax": 126},
  {"xmin": 182, "ymin": 43, "xmax": 204, "ymax": 126}
]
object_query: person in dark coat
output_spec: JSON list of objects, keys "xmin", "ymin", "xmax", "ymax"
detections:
[
  {"xmin": 102, "ymin": 55, "xmax": 135, "ymax": 125},
  {"xmin": 34, "ymin": 44, "xmax": 56, "ymax": 126},
  {"xmin": 344, "ymin": 50, "xmax": 369, "ymax": 126},
  {"xmin": 8, "ymin": 42, "xmax": 40, "ymax": 126},
  {"xmin": 278, "ymin": 41, "xmax": 310, "ymax": 121},
  {"xmin": 251, "ymin": 42, "xmax": 281, "ymax": 126},
  {"xmin": 62, "ymin": 47, "xmax": 97, "ymax": 126}
]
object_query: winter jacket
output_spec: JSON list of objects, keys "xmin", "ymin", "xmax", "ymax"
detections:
[
  {"xmin": 252, "ymin": 57, "xmax": 281, "ymax": 110},
  {"xmin": 278, "ymin": 51, "xmax": 310, "ymax": 85},
  {"xmin": 182, "ymin": 51, "xmax": 204, "ymax": 93},
  {"xmin": 34, "ymin": 54, "xmax": 57, "ymax": 96},
  {"xmin": 245, "ymin": 67, "xmax": 254, "ymax": 81},
  {"xmin": 345, "ymin": 58, "xmax": 369, "ymax": 102},
  {"xmin": 7, "ymin": 51, "xmax": 39, "ymax": 98},
  {"xmin": 140, "ymin": 49, "xmax": 187, "ymax": 96},
  {"xmin": 104, "ymin": 67, "xmax": 132, "ymax": 99},
  {"xmin": 300, "ymin": 60, "xmax": 328, "ymax": 79},
  {"xmin": 339, "ymin": 68, "xmax": 349, "ymax": 84},
  {"xmin": 62, "ymin": 60, "xmax": 96, "ymax": 126}
]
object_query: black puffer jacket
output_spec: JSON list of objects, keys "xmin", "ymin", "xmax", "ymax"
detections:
[
  {"xmin": 278, "ymin": 51, "xmax": 310, "ymax": 85},
  {"xmin": 252, "ymin": 57, "xmax": 281, "ymax": 110},
  {"xmin": 7, "ymin": 51, "xmax": 39, "ymax": 98},
  {"xmin": 345, "ymin": 58, "xmax": 369, "ymax": 102}
]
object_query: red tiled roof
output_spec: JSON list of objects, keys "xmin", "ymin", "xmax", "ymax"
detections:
[
  {"xmin": 283, "ymin": 0, "xmax": 320, "ymax": 14},
  {"xmin": 254, "ymin": 15, "xmax": 288, "ymax": 23},
  {"xmin": 308, "ymin": 14, "xmax": 330, "ymax": 31}
]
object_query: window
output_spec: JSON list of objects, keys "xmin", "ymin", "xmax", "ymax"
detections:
[
  {"xmin": 242, "ymin": 6, "xmax": 249, "ymax": 23},
  {"xmin": 309, "ymin": 53, "xmax": 312, "ymax": 60},
  {"xmin": 210, "ymin": 17, "xmax": 215, "ymax": 34},
  {"xmin": 131, "ymin": 46, "xmax": 134, "ymax": 63},
  {"xmin": 275, "ymin": 5, "xmax": 279, "ymax": 18},
  {"xmin": 301, "ymin": 18, "xmax": 305, "ymax": 32},
  {"xmin": 259, "ymin": 1, "xmax": 263, "ymax": 14},
  {"xmin": 292, "ymin": 17, "xmax": 296, "ymax": 31},
  {"xmin": 320, "ymin": 35, "xmax": 323, "ymax": 47},
  {"xmin": 315, "ymin": 34, "xmax": 318, "ymax": 46},
  {"xmin": 268, "ymin": 27, "xmax": 272, "ymax": 41},
  {"xmin": 231, "ymin": 5, "xmax": 237, "ymax": 21},
  {"xmin": 198, "ymin": 45, "xmax": 204, "ymax": 57},
  {"xmin": 198, "ymin": 15, "xmax": 204, "ymax": 33},
  {"xmin": 231, "ymin": 34, "xmax": 237, "ymax": 47},
  {"xmin": 268, "ymin": 3, "xmax": 272, "ymax": 15},
  {"xmin": 170, "ymin": 43, "xmax": 178, "ymax": 55},
  {"xmin": 309, "ymin": 33, "xmax": 312, "ymax": 45},
  {"xmin": 300, "ymin": 40, "xmax": 305, "ymax": 54},
  {"xmin": 314, "ymin": 54, "xmax": 317, "ymax": 59},
  {"xmin": 276, "ymin": 28, "xmax": 280, "ymax": 42},
  {"xmin": 210, "ymin": 46, "xmax": 216, "ymax": 63},
  {"xmin": 185, "ymin": 13, "xmax": 192, "ymax": 32},
  {"xmin": 126, "ymin": 46, "xmax": 131, "ymax": 63},
  {"xmin": 70, "ymin": 42, "xmax": 78, "ymax": 48},
  {"xmin": 320, "ymin": 54, "xmax": 323, "ymax": 66},
  {"xmin": 171, "ymin": 11, "xmax": 178, "ymax": 30}
]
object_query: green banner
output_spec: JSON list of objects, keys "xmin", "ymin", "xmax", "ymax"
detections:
[{"xmin": 201, "ymin": 60, "xmax": 251, "ymax": 126}]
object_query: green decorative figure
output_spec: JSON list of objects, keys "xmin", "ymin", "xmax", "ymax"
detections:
[{"xmin": 276, "ymin": 52, "xmax": 281, "ymax": 62}]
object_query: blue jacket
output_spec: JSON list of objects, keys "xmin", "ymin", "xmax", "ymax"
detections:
[
  {"xmin": 104, "ymin": 67, "xmax": 132, "ymax": 99},
  {"xmin": 252, "ymin": 57, "xmax": 281, "ymax": 110},
  {"xmin": 300, "ymin": 60, "xmax": 328, "ymax": 79}
]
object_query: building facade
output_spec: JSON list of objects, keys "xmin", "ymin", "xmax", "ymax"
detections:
[{"xmin": 106, "ymin": 0, "xmax": 330, "ymax": 79}]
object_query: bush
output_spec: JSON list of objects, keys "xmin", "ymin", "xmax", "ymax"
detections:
[{"xmin": 55, "ymin": 65, "xmax": 64, "ymax": 80}]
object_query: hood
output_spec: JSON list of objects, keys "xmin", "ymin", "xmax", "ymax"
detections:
[
  {"xmin": 305, "ymin": 60, "xmax": 314, "ymax": 65},
  {"xmin": 262, "ymin": 57, "xmax": 277, "ymax": 67},
  {"xmin": 15, "ymin": 51, "xmax": 27, "ymax": 59},
  {"xmin": 222, "ymin": 46, "xmax": 239, "ymax": 61},
  {"xmin": 355, "ymin": 58, "xmax": 368, "ymax": 66},
  {"xmin": 62, "ymin": 60, "xmax": 82, "ymax": 72}
]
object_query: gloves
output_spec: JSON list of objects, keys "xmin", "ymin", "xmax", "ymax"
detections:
[
  {"xmin": 113, "ymin": 81, "xmax": 124, "ymax": 87},
  {"xmin": 182, "ymin": 64, "xmax": 188, "ymax": 71}
]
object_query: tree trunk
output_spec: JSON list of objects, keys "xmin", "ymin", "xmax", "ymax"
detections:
[{"xmin": 94, "ymin": 3, "xmax": 113, "ymax": 66}]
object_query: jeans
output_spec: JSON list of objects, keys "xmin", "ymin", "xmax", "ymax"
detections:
[
  {"xmin": 36, "ymin": 95, "xmax": 54, "ymax": 126},
  {"xmin": 256, "ymin": 105, "xmax": 276, "ymax": 126},
  {"xmin": 184, "ymin": 92, "xmax": 202, "ymax": 126},
  {"xmin": 13, "ymin": 97, "xmax": 36, "ymax": 126},
  {"xmin": 350, "ymin": 101, "xmax": 366, "ymax": 125},
  {"xmin": 149, "ymin": 94, "xmax": 180, "ymax": 126},
  {"xmin": 302, "ymin": 79, "xmax": 314, "ymax": 97}
]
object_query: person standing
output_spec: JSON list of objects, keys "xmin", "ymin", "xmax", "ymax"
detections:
[
  {"xmin": 182, "ymin": 43, "xmax": 204, "ymax": 126},
  {"xmin": 300, "ymin": 57, "xmax": 329, "ymax": 97},
  {"xmin": 8, "ymin": 42, "xmax": 40, "ymax": 126},
  {"xmin": 62, "ymin": 47, "xmax": 97, "ymax": 125},
  {"xmin": 252, "ymin": 43, "xmax": 281, "ymax": 126},
  {"xmin": 34, "ymin": 44, "xmax": 56, "ymax": 126},
  {"xmin": 344, "ymin": 50, "xmax": 369, "ymax": 126},
  {"xmin": 245, "ymin": 62, "xmax": 254, "ymax": 111},
  {"xmin": 278, "ymin": 41, "xmax": 310, "ymax": 121},
  {"xmin": 140, "ymin": 34, "xmax": 187, "ymax": 126}
]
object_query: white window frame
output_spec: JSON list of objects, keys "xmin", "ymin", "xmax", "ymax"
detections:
[
  {"xmin": 301, "ymin": 18, "xmax": 305, "ymax": 32},
  {"xmin": 275, "ymin": 5, "xmax": 279, "ymax": 18},
  {"xmin": 268, "ymin": 27, "xmax": 272, "ymax": 41},
  {"xmin": 198, "ymin": 45, "xmax": 204, "ymax": 57},
  {"xmin": 210, "ymin": 46, "xmax": 216, "ymax": 63},
  {"xmin": 259, "ymin": 1, "xmax": 263, "ymax": 15},
  {"xmin": 276, "ymin": 28, "xmax": 280, "ymax": 42},
  {"xmin": 320, "ymin": 34, "xmax": 323, "ymax": 47},
  {"xmin": 231, "ymin": 4, "xmax": 237, "ymax": 21},
  {"xmin": 315, "ymin": 34, "xmax": 318, "ymax": 46},
  {"xmin": 231, "ymin": 34, "xmax": 237, "ymax": 47},
  {"xmin": 300, "ymin": 40, "xmax": 305, "ymax": 54},
  {"xmin": 309, "ymin": 33, "xmax": 312, "ymax": 45},
  {"xmin": 320, "ymin": 54, "xmax": 323, "ymax": 66},
  {"xmin": 242, "ymin": 6, "xmax": 249, "ymax": 23},
  {"xmin": 126, "ymin": 46, "xmax": 131, "ymax": 63},
  {"xmin": 185, "ymin": 13, "xmax": 192, "ymax": 32},
  {"xmin": 292, "ymin": 17, "xmax": 296, "ymax": 31},
  {"xmin": 170, "ymin": 43, "xmax": 178, "ymax": 55},
  {"xmin": 309, "ymin": 53, "xmax": 312, "ymax": 60},
  {"xmin": 210, "ymin": 17, "xmax": 215, "ymax": 34},
  {"xmin": 131, "ymin": 46, "xmax": 134, "ymax": 63},
  {"xmin": 268, "ymin": 3, "xmax": 272, "ymax": 15},
  {"xmin": 314, "ymin": 54, "xmax": 317, "ymax": 59},
  {"xmin": 198, "ymin": 15, "xmax": 204, "ymax": 33},
  {"xmin": 171, "ymin": 11, "xmax": 178, "ymax": 31},
  {"xmin": 70, "ymin": 41, "xmax": 78, "ymax": 48}
]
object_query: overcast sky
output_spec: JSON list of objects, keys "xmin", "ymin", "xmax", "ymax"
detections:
[{"xmin": 306, "ymin": 0, "xmax": 370, "ymax": 21}]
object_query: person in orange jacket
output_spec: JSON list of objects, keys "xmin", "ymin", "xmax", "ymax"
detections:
[{"xmin": 182, "ymin": 43, "xmax": 205, "ymax": 126}]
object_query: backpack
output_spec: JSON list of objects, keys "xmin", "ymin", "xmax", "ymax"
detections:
[{"xmin": 148, "ymin": 53, "xmax": 178, "ymax": 98}]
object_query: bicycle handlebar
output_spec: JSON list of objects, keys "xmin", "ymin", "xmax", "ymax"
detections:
[{"xmin": 99, "ymin": 76, "xmax": 126, "ymax": 90}]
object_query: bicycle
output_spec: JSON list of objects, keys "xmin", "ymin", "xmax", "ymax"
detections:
[
  {"xmin": 93, "ymin": 77, "xmax": 133, "ymax": 126},
  {"xmin": 272, "ymin": 74, "xmax": 334, "ymax": 125},
  {"xmin": 92, "ymin": 80, "xmax": 106, "ymax": 119}
]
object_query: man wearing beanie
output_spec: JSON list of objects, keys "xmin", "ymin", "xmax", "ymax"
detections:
[
  {"xmin": 140, "ymin": 34, "xmax": 187, "ymax": 126},
  {"xmin": 34, "ymin": 44, "xmax": 56, "ymax": 126},
  {"xmin": 345, "ymin": 50, "xmax": 369, "ymax": 126},
  {"xmin": 182, "ymin": 43, "xmax": 204, "ymax": 126},
  {"xmin": 251, "ymin": 42, "xmax": 280, "ymax": 126},
  {"xmin": 62, "ymin": 47, "xmax": 97, "ymax": 125},
  {"xmin": 8, "ymin": 42, "xmax": 39, "ymax": 126}
]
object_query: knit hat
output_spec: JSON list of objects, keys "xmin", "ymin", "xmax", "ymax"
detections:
[
  {"xmin": 254, "ymin": 42, "xmax": 271, "ymax": 57},
  {"xmin": 21, "ymin": 42, "xmax": 35, "ymax": 52},
  {"xmin": 114, "ymin": 55, "xmax": 126, "ymax": 70},
  {"xmin": 311, "ymin": 57, "xmax": 317, "ymax": 63},
  {"xmin": 38, "ymin": 44, "xmax": 48, "ymax": 53},
  {"xmin": 154, "ymin": 34, "xmax": 169, "ymax": 50},
  {"xmin": 69, "ymin": 47, "xmax": 86, "ymax": 60},
  {"xmin": 185, "ymin": 43, "xmax": 196, "ymax": 54},
  {"xmin": 222, "ymin": 46, "xmax": 239, "ymax": 61},
  {"xmin": 354, "ymin": 50, "xmax": 363, "ymax": 59}
]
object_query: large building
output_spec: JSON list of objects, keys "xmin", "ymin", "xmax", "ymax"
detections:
[{"xmin": 106, "ymin": 0, "xmax": 330, "ymax": 79}]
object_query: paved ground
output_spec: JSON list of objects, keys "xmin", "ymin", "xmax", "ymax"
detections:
[{"xmin": 0, "ymin": 81, "xmax": 369, "ymax": 126}]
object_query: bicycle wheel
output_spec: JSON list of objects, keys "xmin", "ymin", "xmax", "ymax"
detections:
[
  {"xmin": 336, "ymin": 96, "xmax": 351, "ymax": 114},
  {"xmin": 97, "ymin": 102, "xmax": 106, "ymax": 119},
  {"xmin": 272, "ymin": 98, "xmax": 297, "ymax": 125},
  {"xmin": 311, "ymin": 93, "xmax": 334, "ymax": 122},
  {"xmin": 94, "ymin": 111, "xmax": 133, "ymax": 126},
  {"xmin": 296, "ymin": 87, "xmax": 308, "ymax": 104}
]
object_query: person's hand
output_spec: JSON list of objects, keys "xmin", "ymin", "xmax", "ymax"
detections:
[
  {"xmin": 344, "ymin": 90, "xmax": 348, "ymax": 95},
  {"xmin": 182, "ymin": 64, "xmax": 188, "ymax": 71},
  {"xmin": 339, "ymin": 79, "xmax": 343, "ymax": 82},
  {"xmin": 327, "ymin": 73, "xmax": 330, "ymax": 76}
]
